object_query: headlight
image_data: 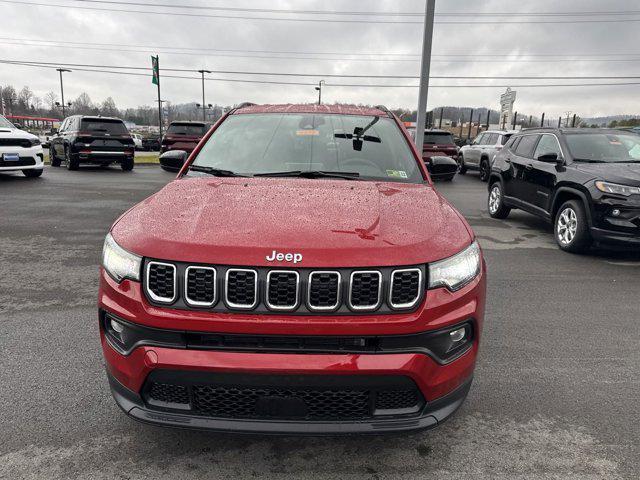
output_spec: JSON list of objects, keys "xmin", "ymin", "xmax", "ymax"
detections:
[
  {"xmin": 102, "ymin": 233, "xmax": 142, "ymax": 282},
  {"xmin": 31, "ymin": 138, "xmax": 41, "ymax": 146},
  {"xmin": 595, "ymin": 181, "xmax": 640, "ymax": 197},
  {"xmin": 428, "ymin": 241, "xmax": 481, "ymax": 291}
]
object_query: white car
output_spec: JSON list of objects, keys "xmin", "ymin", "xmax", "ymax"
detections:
[
  {"xmin": 131, "ymin": 133, "xmax": 143, "ymax": 150},
  {"xmin": 458, "ymin": 130, "xmax": 517, "ymax": 182},
  {"xmin": 0, "ymin": 115, "xmax": 44, "ymax": 177}
]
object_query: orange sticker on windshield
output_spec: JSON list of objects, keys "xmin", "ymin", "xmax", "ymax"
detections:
[{"xmin": 296, "ymin": 129, "xmax": 319, "ymax": 136}]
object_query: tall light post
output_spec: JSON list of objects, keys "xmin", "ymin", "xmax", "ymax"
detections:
[
  {"xmin": 414, "ymin": 0, "xmax": 436, "ymax": 150},
  {"xmin": 197, "ymin": 69, "xmax": 212, "ymax": 122},
  {"xmin": 56, "ymin": 68, "xmax": 71, "ymax": 117},
  {"xmin": 315, "ymin": 80, "xmax": 325, "ymax": 105}
]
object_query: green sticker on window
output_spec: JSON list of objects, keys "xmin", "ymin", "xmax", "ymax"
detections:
[{"xmin": 386, "ymin": 170, "xmax": 408, "ymax": 178}]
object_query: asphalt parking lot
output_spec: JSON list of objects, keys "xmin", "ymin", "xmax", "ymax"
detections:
[{"xmin": 1, "ymin": 166, "xmax": 638, "ymax": 479}]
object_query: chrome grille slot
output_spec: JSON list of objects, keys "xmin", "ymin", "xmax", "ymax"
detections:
[
  {"xmin": 307, "ymin": 271, "xmax": 341, "ymax": 311},
  {"xmin": 146, "ymin": 262, "xmax": 176, "ymax": 303},
  {"xmin": 389, "ymin": 268, "xmax": 422, "ymax": 309},
  {"xmin": 266, "ymin": 271, "xmax": 299, "ymax": 310},
  {"xmin": 349, "ymin": 271, "xmax": 382, "ymax": 311},
  {"xmin": 225, "ymin": 269, "xmax": 258, "ymax": 309},
  {"xmin": 185, "ymin": 266, "xmax": 216, "ymax": 307}
]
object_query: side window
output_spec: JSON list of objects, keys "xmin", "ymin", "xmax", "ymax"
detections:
[
  {"xmin": 533, "ymin": 135, "xmax": 562, "ymax": 159},
  {"xmin": 515, "ymin": 135, "xmax": 540, "ymax": 158},
  {"xmin": 473, "ymin": 133, "xmax": 485, "ymax": 145},
  {"xmin": 508, "ymin": 136, "xmax": 521, "ymax": 151},
  {"xmin": 487, "ymin": 133, "xmax": 499, "ymax": 145},
  {"xmin": 59, "ymin": 119, "xmax": 68, "ymax": 132}
]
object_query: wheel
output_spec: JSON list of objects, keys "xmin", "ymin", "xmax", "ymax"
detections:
[
  {"xmin": 65, "ymin": 148, "xmax": 79, "ymax": 170},
  {"xmin": 458, "ymin": 154, "xmax": 467, "ymax": 174},
  {"xmin": 554, "ymin": 200, "xmax": 592, "ymax": 253},
  {"xmin": 479, "ymin": 158, "xmax": 490, "ymax": 182},
  {"xmin": 22, "ymin": 169, "xmax": 43, "ymax": 178},
  {"xmin": 49, "ymin": 146, "xmax": 61, "ymax": 167},
  {"xmin": 488, "ymin": 181, "xmax": 511, "ymax": 219},
  {"xmin": 443, "ymin": 174, "xmax": 455, "ymax": 182},
  {"xmin": 121, "ymin": 157, "xmax": 134, "ymax": 171}
]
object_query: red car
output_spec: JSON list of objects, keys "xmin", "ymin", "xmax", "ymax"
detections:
[
  {"xmin": 421, "ymin": 129, "xmax": 460, "ymax": 161},
  {"xmin": 100, "ymin": 103, "xmax": 486, "ymax": 434},
  {"xmin": 159, "ymin": 121, "xmax": 209, "ymax": 154}
]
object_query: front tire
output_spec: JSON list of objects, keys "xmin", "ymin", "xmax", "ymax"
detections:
[
  {"xmin": 65, "ymin": 148, "xmax": 79, "ymax": 171},
  {"xmin": 458, "ymin": 154, "xmax": 467, "ymax": 174},
  {"xmin": 479, "ymin": 158, "xmax": 490, "ymax": 182},
  {"xmin": 488, "ymin": 181, "xmax": 511, "ymax": 219},
  {"xmin": 50, "ymin": 146, "xmax": 61, "ymax": 167},
  {"xmin": 23, "ymin": 169, "xmax": 43, "ymax": 178},
  {"xmin": 555, "ymin": 200, "xmax": 592, "ymax": 253},
  {"xmin": 121, "ymin": 157, "xmax": 134, "ymax": 171}
]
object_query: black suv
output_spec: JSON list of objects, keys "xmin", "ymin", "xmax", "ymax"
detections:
[
  {"xmin": 488, "ymin": 128, "xmax": 640, "ymax": 252},
  {"xmin": 49, "ymin": 116, "xmax": 135, "ymax": 171}
]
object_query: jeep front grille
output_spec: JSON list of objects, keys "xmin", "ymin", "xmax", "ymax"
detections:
[
  {"xmin": 145, "ymin": 262, "xmax": 176, "ymax": 303},
  {"xmin": 143, "ymin": 260, "xmax": 425, "ymax": 314}
]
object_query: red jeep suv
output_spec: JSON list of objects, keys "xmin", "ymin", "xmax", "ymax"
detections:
[{"xmin": 99, "ymin": 103, "xmax": 486, "ymax": 434}]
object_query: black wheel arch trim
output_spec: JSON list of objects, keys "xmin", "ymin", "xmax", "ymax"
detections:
[{"xmin": 550, "ymin": 186, "xmax": 593, "ymax": 228}]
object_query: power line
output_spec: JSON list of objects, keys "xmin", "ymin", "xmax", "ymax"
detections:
[
  {"xmin": 4, "ymin": 59, "xmax": 640, "ymax": 89},
  {"xmin": 4, "ymin": 36, "xmax": 640, "ymax": 61},
  {"xmin": 6, "ymin": 58, "xmax": 640, "ymax": 80},
  {"xmin": 3, "ymin": 1, "xmax": 640, "ymax": 24},
  {"xmin": 60, "ymin": 1, "xmax": 640, "ymax": 18}
]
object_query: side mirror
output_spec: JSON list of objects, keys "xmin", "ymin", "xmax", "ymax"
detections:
[
  {"xmin": 537, "ymin": 153, "xmax": 563, "ymax": 165},
  {"xmin": 13, "ymin": 122, "xmax": 22, "ymax": 129},
  {"xmin": 50, "ymin": 127, "xmax": 58, "ymax": 134}
]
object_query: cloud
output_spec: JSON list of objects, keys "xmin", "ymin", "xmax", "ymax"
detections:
[{"xmin": 1, "ymin": 0, "xmax": 639, "ymax": 117}]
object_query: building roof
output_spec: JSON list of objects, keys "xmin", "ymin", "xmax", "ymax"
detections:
[{"xmin": 234, "ymin": 103, "xmax": 389, "ymax": 117}]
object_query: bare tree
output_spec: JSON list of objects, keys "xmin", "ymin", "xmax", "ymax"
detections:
[{"xmin": 44, "ymin": 91, "xmax": 58, "ymax": 110}]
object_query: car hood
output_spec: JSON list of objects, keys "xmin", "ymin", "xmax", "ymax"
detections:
[
  {"xmin": 112, "ymin": 177, "xmax": 473, "ymax": 268},
  {"xmin": 0, "ymin": 128, "xmax": 38, "ymax": 140},
  {"xmin": 573, "ymin": 162, "xmax": 640, "ymax": 187}
]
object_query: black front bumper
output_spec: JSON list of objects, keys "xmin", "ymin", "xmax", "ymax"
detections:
[
  {"xmin": 590, "ymin": 227, "xmax": 640, "ymax": 247},
  {"xmin": 107, "ymin": 372, "xmax": 472, "ymax": 435}
]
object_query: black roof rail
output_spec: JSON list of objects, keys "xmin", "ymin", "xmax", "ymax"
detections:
[{"xmin": 236, "ymin": 102, "xmax": 256, "ymax": 109}]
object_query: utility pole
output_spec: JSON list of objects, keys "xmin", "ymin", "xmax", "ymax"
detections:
[
  {"xmin": 414, "ymin": 0, "xmax": 436, "ymax": 150},
  {"xmin": 485, "ymin": 110, "xmax": 490, "ymax": 129},
  {"xmin": 198, "ymin": 69, "xmax": 212, "ymax": 122},
  {"xmin": 564, "ymin": 111, "xmax": 572, "ymax": 128},
  {"xmin": 540, "ymin": 112, "xmax": 545, "ymax": 127},
  {"xmin": 315, "ymin": 80, "xmax": 325, "ymax": 105},
  {"xmin": 56, "ymin": 68, "xmax": 71, "ymax": 117},
  {"xmin": 438, "ymin": 107, "xmax": 443, "ymax": 128},
  {"xmin": 0, "ymin": 85, "xmax": 4, "ymax": 115},
  {"xmin": 151, "ymin": 56, "xmax": 163, "ymax": 138},
  {"xmin": 467, "ymin": 108, "xmax": 474, "ymax": 140}
]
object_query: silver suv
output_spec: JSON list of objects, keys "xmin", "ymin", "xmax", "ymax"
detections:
[{"xmin": 459, "ymin": 130, "xmax": 517, "ymax": 182}]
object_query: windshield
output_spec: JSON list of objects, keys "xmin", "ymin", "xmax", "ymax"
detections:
[
  {"xmin": 80, "ymin": 119, "xmax": 128, "ymax": 135},
  {"xmin": 190, "ymin": 113, "xmax": 424, "ymax": 183},
  {"xmin": 167, "ymin": 123, "xmax": 207, "ymax": 136},
  {"xmin": 566, "ymin": 133, "xmax": 640, "ymax": 162},
  {"xmin": 424, "ymin": 133, "xmax": 454, "ymax": 145},
  {"xmin": 0, "ymin": 115, "xmax": 15, "ymax": 129}
]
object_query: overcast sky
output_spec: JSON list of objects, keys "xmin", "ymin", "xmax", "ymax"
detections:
[{"xmin": 1, "ymin": 0, "xmax": 640, "ymax": 118}]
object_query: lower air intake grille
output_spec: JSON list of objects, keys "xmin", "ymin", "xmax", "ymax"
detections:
[
  {"xmin": 146, "ymin": 262, "xmax": 176, "ymax": 302},
  {"xmin": 148, "ymin": 382, "xmax": 189, "ymax": 405},
  {"xmin": 143, "ymin": 374, "xmax": 424, "ymax": 421},
  {"xmin": 376, "ymin": 389, "xmax": 420, "ymax": 410}
]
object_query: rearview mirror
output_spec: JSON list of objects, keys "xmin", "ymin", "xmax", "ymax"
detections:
[{"xmin": 537, "ymin": 153, "xmax": 563, "ymax": 165}]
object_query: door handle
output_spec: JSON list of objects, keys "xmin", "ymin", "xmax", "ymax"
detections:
[
  {"xmin": 505, "ymin": 157, "xmax": 511, "ymax": 163},
  {"xmin": 525, "ymin": 163, "xmax": 533, "ymax": 170}
]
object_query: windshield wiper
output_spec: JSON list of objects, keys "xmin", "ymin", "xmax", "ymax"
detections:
[
  {"xmin": 189, "ymin": 165, "xmax": 248, "ymax": 177},
  {"xmin": 254, "ymin": 170, "xmax": 361, "ymax": 180},
  {"xmin": 572, "ymin": 158, "xmax": 608, "ymax": 163}
]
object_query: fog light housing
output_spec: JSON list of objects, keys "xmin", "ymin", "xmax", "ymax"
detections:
[
  {"xmin": 110, "ymin": 318, "xmax": 124, "ymax": 334},
  {"xmin": 449, "ymin": 327, "xmax": 466, "ymax": 343},
  {"xmin": 611, "ymin": 209, "xmax": 621, "ymax": 217}
]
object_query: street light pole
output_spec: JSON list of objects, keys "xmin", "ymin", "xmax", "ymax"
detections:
[
  {"xmin": 197, "ymin": 69, "xmax": 212, "ymax": 122},
  {"xmin": 414, "ymin": 0, "xmax": 436, "ymax": 150},
  {"xmin": 56, "ymin": 68, "xmax": 71, "ymax": 117},
  {"xmin": 315, "ymin": 80, "xmax": 325, "ymax": 105}
]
